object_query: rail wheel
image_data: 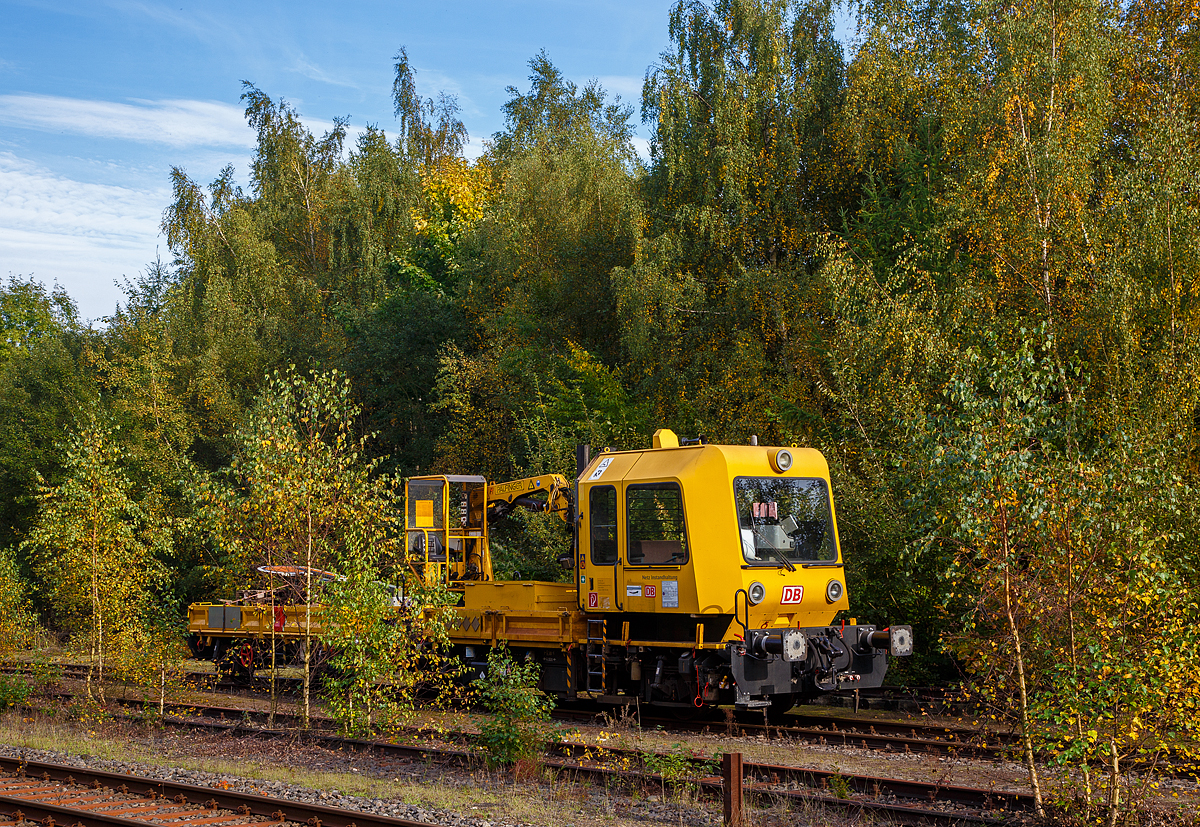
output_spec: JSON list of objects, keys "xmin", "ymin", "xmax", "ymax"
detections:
[
  {"xmin": 233, "ymin": 640, "xmax": 257, "ymax": 684},
  {"xmin": 764, "ymin": 692, "xmax": 797, "ymax": 724},
  {"xmin": 216, "ymin": 640, "xmax": 257, "ymax": 685}
]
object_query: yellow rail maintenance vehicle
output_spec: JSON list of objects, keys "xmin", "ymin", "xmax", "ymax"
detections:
[{"xmin": 409, "ymin": 429, "xmax": 912, "ymax": 719}]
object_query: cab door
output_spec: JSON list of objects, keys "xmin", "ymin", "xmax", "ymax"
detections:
[
  {"xmin": 581, "ymin": 483, "xmax": 620, "ymax": 610},
  {"xmin": 577, "ymin": 452, "xmax": 637, "ymax": 611}
]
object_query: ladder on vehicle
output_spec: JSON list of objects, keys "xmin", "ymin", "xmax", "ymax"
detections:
[{"xmin": 585, "ymin": 618, "xmax": 607, "ymax": 694}]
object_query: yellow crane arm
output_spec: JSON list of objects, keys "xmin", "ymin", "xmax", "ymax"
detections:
[{"xmin": 480, "ymin": 473, "xmax": 574, "ymax": 523}]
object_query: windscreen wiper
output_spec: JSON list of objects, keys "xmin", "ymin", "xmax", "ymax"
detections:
[{"xmin": 764, "ymin": 549, "xmax": 796, "ymax": 572}]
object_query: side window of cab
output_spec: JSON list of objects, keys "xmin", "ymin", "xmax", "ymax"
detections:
[
  {"xmin": 589, "ymin": 485, "xmax": 618, "ymax": 565},
  {"xmin": 626, "ymin": 482, "xmax": 689, "ymax": 565}
]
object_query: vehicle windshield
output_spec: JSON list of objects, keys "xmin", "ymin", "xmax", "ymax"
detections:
[{"xmin": 734, "ymin": 477, "xmax": 837, "ymax": 564}]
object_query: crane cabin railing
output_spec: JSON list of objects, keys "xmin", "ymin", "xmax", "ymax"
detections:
[
  {"xmin": 405, "ymin": 472, "xmax": 575, "ymax": 590},
  {"xmin": 405, "ymin": 475, "xmax": 493, "ymax": 587}
]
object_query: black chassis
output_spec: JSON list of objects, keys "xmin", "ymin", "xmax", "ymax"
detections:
[{"xmin": 724, "ymin": 623, "xmax": 890, "ymax": 708}]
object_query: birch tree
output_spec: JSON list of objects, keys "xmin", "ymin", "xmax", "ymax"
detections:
[
  {"xmin": 196, "ymin": 367, "xmax": 399, "ymax": 727},
  {"xmin": 27, "ymin": 419, "xmax": 152, "ymax": 701}
]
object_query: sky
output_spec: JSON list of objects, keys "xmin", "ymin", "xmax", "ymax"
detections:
[{"xmin": 0, "ymin": 1, "xmax": 852, "ymax": 323}]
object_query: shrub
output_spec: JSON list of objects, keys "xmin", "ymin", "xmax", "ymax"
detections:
[
  {"xmin": 0, "ymin": 673, "xmax": 31, "ymax": 708},
  {"xmin": 474, "ymin": 646, "xmax": 554, "ymax": 767}
]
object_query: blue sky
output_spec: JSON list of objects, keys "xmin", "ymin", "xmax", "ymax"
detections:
[{"xmin": 0, "ymin": 1, "xmax": 851, "ymax": 322}]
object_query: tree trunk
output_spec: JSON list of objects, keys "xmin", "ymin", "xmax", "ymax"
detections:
[
  {"xmin": 303, "ymin": 504, "xmax": 313, "ymax": 729},
  {"xmin": 92, "ymin": 506, "xmax": 106, "ymax": 703},
  {"xmin": 89, "ymin": 509, "xmax": 98, "ymax": 700},
  {"xmin": 86, "ymin": 629, "xmax": 95, "ymax": 700},
  {"xmin": 302, "ymin": 634, "xmax": 311, "ymax": 729},
  {"xmin": 269, "ymin": 598, "xmax": 278, "ymax": 729},
  {"xmin": 1066, "ymin": 545, "xmax": 1094, "ymax": 816},
  {"xmin": 97, "ymin": 605, "xmax": 105, "ymax": 702},
  {"xmin": 1106, "ymin": 737, "xmax": 1120, "ymax": 827},
  {"xmin": 1001, "ymin": 505, "xmax": 1044, "ymax": 817}
]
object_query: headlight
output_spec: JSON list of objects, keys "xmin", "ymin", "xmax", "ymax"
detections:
[
  {"xmin": 770, "ymin": 448, "xmax": 793, "ymax": 473},
  {"xmin": 748, "ymin": 581, "xmax": 766, "ymax": 605},
  {"xmin": 825, "ymin": 579, "xmax": 844, "ymax": 603}
]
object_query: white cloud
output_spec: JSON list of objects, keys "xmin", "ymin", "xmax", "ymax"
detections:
[
  {"xmin": 0, "ymin": 92, "xmax": 364, "ymax": 164},
  {"xmin": 0, "ymin": 94, "xmax": 255, "ymax": 149},
  {"xmin": 630, "ymin": 136, "xmax": 651, "ymax": 162},
  {"xmin": 596, "ymin": 75, "xmax": 645, "ymax": 102},
  {"xmin": 413, "ymin": 68, "xmax": 484, "ymax": 120},
  {"xmin": 291, "ymin": 55, "xmax": 358, "ymax": 89},
  {"xmin": 462, "ymin": 135, "xmax": 487, "ymax": 161},
  {"xmin": 0, "ymin": 152, "xmax": 166, "ymax": 320}
]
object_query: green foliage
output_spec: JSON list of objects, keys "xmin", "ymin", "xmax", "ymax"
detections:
[
  {"xmin": 24, "ymin": 416, "xmax": 165, "ymax": 699},
  {"xmin": 826, "ymin": 771, "xmax": 851, "ymax": 800},
  {"xmin": 194, "ymin": 366, "xmax": 401, "ymax": 726},
  {"xmin": 322, "ymin": 577, "xmax": 466, "ymax": 735},
  {"xmin": 0, "ymin": 276, "xmax": 79, "ymax": 360},
  {"xmin": 320, "ymin": 573, "xmax": 404, "ymax": 735},
  {"xmin": 474, "ymin": 646, "xmax": 555, "ymax": 767},
  {"xmin": 342, "ymin": 286, "xmax": 462, "ymax": 477},
  {"xmin": 108, "ymin": 609, "xmax": 190, "ymax": 716},
  {"xmin": 429, "ymin": 52, "xmax": 642, "ymax": 483},
  {"xmin": 0, "ymin": 673, "xmax": 32, "ymax": 708},
  {"xmin": 903, "ymin": 330, "xmax": 1200, "ymax": 817},
  {"xmin": 0, "ymin": 279, "xmax": 93, "ymax": 561},
  {"xmin": 0, "ymin": 546, "xmax": 43, "ymax": 707},
  {"xmin": 392, "ymin": 48, "xmax": 469, "ymax": 167},
  {"xmin": 194, "ymin": 367, "xmax": 395, "ymax": 591},
  {"xmin": 0, "ymin": 546, "xmax": 37, "ymax": 655},
  {"xmin": 643, "ymin": 746, "xmax": 717, "ymax": 798}
]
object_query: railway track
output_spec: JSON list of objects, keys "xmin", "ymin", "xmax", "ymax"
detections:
[
  {"xmin": 656, "ymin": 715, "xmax": 1011, "ymax": 760},
  {"xmin": 0, "ymin": 736, "xmax": 1029, "ymax": 827},
  {"xmin": 0, "ymin": 755, "xmax": 436, "ymax": 827},
  {"xmin": 119, "ymin": 692, "xmax": 1183, "ymax": 794},
  {"xmin": 556, "ymin": 705, "xmax": 1015, "ymax": 760},
  {"xmin": 16, "ymin": 694, "xmax": 1034, "ymax": 824},
  {"xmin": 38, "ymin": 687, "xmax": 1010, "ymax": 763},
  {"xmin": 4, "ymin": 662, "xmax": 966, "ymax": 712},
  {"xmin": 0, "ymin": 663, "xmax": 303, "ymax": 696},
  {"xmin": 25, "ymin": 667, "xmax": 1193, "ymax": 783},
  {"xmin": 815, "ymin": 686, "xmax": 968, "ymax": 714},
  {"xmin": 12, "ymin": 660, "xmax": 1009, "ymax": 761},
  {"xmin": 11, "ymin": 663, "xmax": 987, "ymax": 752}
]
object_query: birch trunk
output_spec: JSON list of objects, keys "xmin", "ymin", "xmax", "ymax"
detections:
[
  {"xmin": 1001, "ymin": 505, "xmax": 1044, "ymax": 817},
  {"xmin": 303, "ymin": 504, "xmax": 312, "ymax": 729}
]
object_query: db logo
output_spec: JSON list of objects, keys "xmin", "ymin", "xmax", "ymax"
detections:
[
  {"xmin": 781, "ymin": 585, "xmax": 804, "ymax": 604},
  {"xmin": 644, "ymin": 585, "xmax": 656, "ymax": 598},
  {"xmin": 588, "ymin": 592, "xmax": 599, "ymax": 608}
]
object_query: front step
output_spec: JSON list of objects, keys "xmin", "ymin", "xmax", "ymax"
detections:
[{"xmin": 585, "ymin": 618, "xmax": 607, "ymax": 693}]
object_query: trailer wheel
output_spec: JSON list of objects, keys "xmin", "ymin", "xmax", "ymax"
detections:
[
  {"xmin": 215, "ymin": 640, "xmax": 256, "ymax": 685},
  {"xmin": 764, "ymin": 692, "xmax": 797, "ymax": 723},
  {"xmin": 232, "ymin": 641, "xmax": 257, "ymax": 684}
]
